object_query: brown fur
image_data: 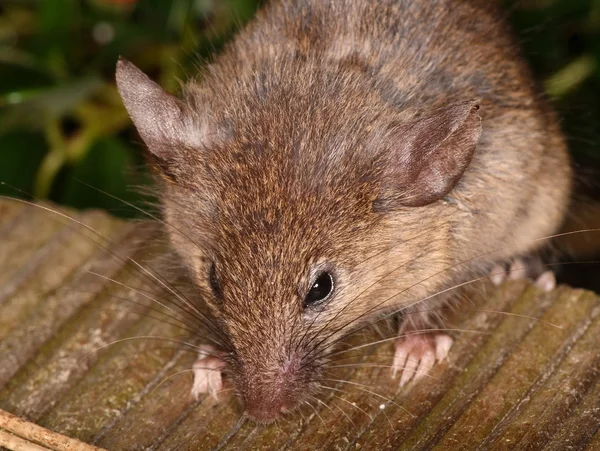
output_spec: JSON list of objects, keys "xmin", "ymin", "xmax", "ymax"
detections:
[{"xmin": 116, "ymin": 0, "xmax": 572, "ymax": 423}]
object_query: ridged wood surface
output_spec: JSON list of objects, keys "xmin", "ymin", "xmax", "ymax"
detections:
[{"xmin": 0, "ymin": 198, "xmax": 598, "ymax": 451}]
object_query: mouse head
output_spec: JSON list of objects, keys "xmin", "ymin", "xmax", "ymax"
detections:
[{"xmin": 116, "ymin": 58, "xmax": 481, "ymax": 423}]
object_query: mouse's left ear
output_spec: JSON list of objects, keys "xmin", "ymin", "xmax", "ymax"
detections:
[{"xmin": 381, "ymin": 100, "xmax": 482, "ymax": 208}]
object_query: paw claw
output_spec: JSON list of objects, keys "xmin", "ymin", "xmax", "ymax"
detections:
[{"xmin": 191, "ymin": 345, "xmax": 226, "ymax": 400}]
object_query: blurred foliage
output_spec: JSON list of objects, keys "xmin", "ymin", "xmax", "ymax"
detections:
[
  {"xmin": 0, "ymin": 0, "xmax": 598, "ymax": 217},
  {"xmin": 0, "ymin": 0, "xmax": 262, "ymax": 215}
]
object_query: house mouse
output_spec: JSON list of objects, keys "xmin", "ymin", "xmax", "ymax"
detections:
[{"xmin": 115, "ymin": 0, "xmax": 572, "ymax": 424}]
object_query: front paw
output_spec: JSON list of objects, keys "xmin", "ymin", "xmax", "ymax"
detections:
[
  {"xmin": 191, "ymin": 344, "xmax": 227, "ymax": 400},
  {"xmin": 391, "ymin": 333, "xmax": 453, "ymax": 387}
]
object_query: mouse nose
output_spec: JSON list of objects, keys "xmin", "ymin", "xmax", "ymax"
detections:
[
  {"xmin": 239, "ymin": 357, "xmax": 303, "ymax": 423},
  {"xmin": 244, "ymin": 390, "xmax": 289, "ymax": 423}
]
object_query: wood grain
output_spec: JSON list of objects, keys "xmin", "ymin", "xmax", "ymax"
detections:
[{"xmin": 0, "ymin": 198, "xmax": 598, "ymax": 451}]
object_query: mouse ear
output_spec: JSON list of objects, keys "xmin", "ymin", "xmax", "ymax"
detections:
[
  {"xmin": 381, "ymin": 100, "xmax": 482, "ymax": 208},
  {"xmin": 116, "ymin": 57, "xmax": 197, "ymax": 162}
]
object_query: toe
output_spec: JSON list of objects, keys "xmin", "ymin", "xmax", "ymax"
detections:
[
  {"xmin": 414, "ymin": 349, "xmax": 435, "ymax": 382},
  {"xmin": 391, "ymin": 340, "xmax": 411, "ymax": 379},
  {"xmin": 434, "ymin": 334, "xmax": 454, "ymax": 362},
  {"xmin": 535, "ymin": 270, "xmax": 556, "ymax": 292},
  {"xmin": 191, "ymin": 345, "xmax": 226, "ymax": 400},
  {"xmin": 399, "ymin": 352, "xmax": 419, "ymax": 387},
  {"xmin": 508, "ymin": 258, "xmax": 528, "ymax": 280},
  {"xmin": 489, "ymin": 264, "xmax": 507, "ymax": 286}
]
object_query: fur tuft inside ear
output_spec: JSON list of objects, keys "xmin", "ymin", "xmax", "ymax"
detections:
[{"xmin": 381, "ymin": 99, "xmax": 482, "ymax": 208}]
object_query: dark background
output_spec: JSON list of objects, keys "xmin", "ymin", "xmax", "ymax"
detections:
[{"xmin": 0, "ymin": 0, "xmax": 599, "ymax": 216}]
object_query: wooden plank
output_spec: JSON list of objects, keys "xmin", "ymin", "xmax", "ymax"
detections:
[
  {"xmin": 0, "ymin": 228, "xmax": 163, "ymax": 421},
  {"xmin": 544, "ymin": 371, "xmax": 600, "ymax": 450},
  {"xmin": 0, "ymin": 220, "xmax": 139, "ymax": 389},
  {"xmin": 94, "ymin": 351, "xmax": 200, "ymax": 451},
  {"xmin": 36, "ymin": 298, "xmax": 196, "ymax": 443},
  {"xmin": 0, "ymin": 210, "xmax": 121, "ymax": 340},
  {"xmin": 1, "ymin": 198, "xmax": 599, "ymax": 451},
  {"xmin": 485, "ymin": 294, "xmax": 600, "ymax": 449},
  {"xmin": 430, "ymin": 288, "xmax": 596, "ymax": 450},
  {"xmin": 0, "ymin": 206, "xmax": 67, "ymax": 302}
]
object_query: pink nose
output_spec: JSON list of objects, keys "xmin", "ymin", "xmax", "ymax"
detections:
[{"xmin": 239, "ymin": 355, "xmax": 303, "ymax": 423}]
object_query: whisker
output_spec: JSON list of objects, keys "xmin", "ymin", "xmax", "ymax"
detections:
[
  {"xmin": 316, "ymin": 385, "xmax": 373, "ymax": 420},
  {"xmin": 118, "ymin": 308, "xmax": 204, "ymax": 340},
  {"xmin": 85, "ymin": 271, "xmax": 225, "ymax": 348},
  {"xmin": 0, "ymin": 193, "xmax": 231, "ymax": 349},
  {"xmin": 476, "ymin": 308, "xmax": 562, "ymax": 329},
  {"xmin": 301, "ymin": 236, "xmax": 446, "ymax": 355},
  {"xmin": 325, "ymin": 328, "xmax": 489, "ymax": 360},
  {"xmin": 77, "ymin": 335, "xmax": 206, "ymax": 364},
  {"xmin": 303, "ymin": 401, "xmax": 326, "ymax": 426},
  {"xmin": 332, "ymin": 401, "xmax": 356, "ymax": 426},
  {"xmin": 307, "ymin": 394, "xmax": 338, "ymax": 420},
  {"xmin": 298, "ymin": 409, "xmax": 308, "ymax": 424},
  {"xmin": 73, "ymin": 178, "xmax": 207, "ymax": 256},
  {"xmin": 195, "ymin": 388, "xmax": 234, "ymax": 408},
  {"xmin": 309, "ymin": 258, "xmax": 583, "ymax": 365},
  {"xmin": 273, "ymin": 418, "xmax": 283, "ymax": 432},
  {"xmin": 379, "ymin": 403, "xmax": 394, "ymax": 429},
  {"xmin": 66, "ymin": 288, "xmax": 221, "ymax": 344},
  {"xmin": 309, "ymin": 233, "xmax": 600, "ymax": 356},
  {"xmin": 323, "ymin": 378, "xmax": 415, "ymax": 418},
  {"xmin": 399, "ymin": 306, "xmax": 562, "ymax": 329},
  {"xmin": 323, "ymin": 363, "xmax": 446, "ymax": 385},
  {"xmin": 236, "ymin": 414, "xmax": 247, "ymax": 430},
  {"xmin": 150, "ymin": 368, "xmax": 196, "ymax": 398},
  {"xmin": 296, "ymin": 230, "xmax": 444, "ymax": 354},
  {"xmin": 365, "ymin": 259, "xmax": 585, "ymax": 330},
  {"xmin": 87, "ymin": 271, "xmax": 184, "ymax": 318}
]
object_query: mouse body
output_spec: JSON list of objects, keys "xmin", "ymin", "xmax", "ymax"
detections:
[{"xmin": 116, "ymin": 0, "xmax": 572, "ymax": 423}]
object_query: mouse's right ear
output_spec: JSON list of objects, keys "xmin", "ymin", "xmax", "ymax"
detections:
[
  {"xmin": 379, "ymin": 100, "xmax": 482, "ymax": 208},
  {"xmin": 115, "ymin": 57, "xmax": 199, "ymax": 164}
]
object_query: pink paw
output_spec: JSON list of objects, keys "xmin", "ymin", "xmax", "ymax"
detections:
[
  {"xmin": 489, "ymin": 258, "xmax": 556, "ymax": 292},
  {"xmin": 191, "ymin": 345, "xmax": 226, "ymax": 400},
  {"xmin": 391, "ymin": 333, "xmax": 453, "ymax": 387}
]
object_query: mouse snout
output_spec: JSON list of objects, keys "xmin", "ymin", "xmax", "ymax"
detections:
[
  {"xmin": 240, "ymin": 355, "xmax": 305, "ymax": 424},
  {"xmin": 243, "ymin": 386, "xmax": 290, "ymax": 423}
]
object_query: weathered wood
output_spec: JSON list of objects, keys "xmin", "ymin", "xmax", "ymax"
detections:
[
  {"xmin": 0, "ymin": 198, "xmax": 599, "ymax": 451},
  {"xmin": 0, "ymin": 409, "xmax": 106, "ymax": 451}
]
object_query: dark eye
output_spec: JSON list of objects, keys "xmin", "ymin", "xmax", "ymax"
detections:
[
  {"xmin": 209, "ymin": 263, "xmax": 222, "ymax": 298},
  {"xmin": 304, "ymin": 272, "xmax": 334, "ymax": 308}
]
